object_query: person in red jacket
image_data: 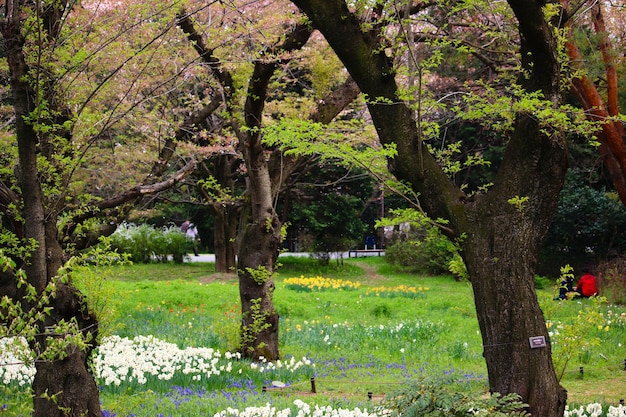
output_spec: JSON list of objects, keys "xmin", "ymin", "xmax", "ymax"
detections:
[{"xmin": 575, "ymin": 268, "xmax": 598, "ymax": 298}]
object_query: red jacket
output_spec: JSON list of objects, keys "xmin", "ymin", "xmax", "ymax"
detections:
[{"xmin": 576, "ymin": 274, "xmax": 598, "ymax": 297}]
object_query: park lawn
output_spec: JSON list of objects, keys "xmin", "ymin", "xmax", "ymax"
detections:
[
  {"xmin": 106, "ymin": 256, "xmax": 625, "ymax": 403},
  {"xmin": 2, "ymin": 255, "xmax": 625, "ymax": 416}
]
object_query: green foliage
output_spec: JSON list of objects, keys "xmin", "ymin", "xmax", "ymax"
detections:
[
  {"xmin": 541, "ymin": 177, "xmax": 626, "ymax": 270},
  {"xmin": 244, "ymin": 265, "xmax": 272, "ymax": 285},
  {"xmin": 240, "ymin": 298, "xmax": 272, "ymax": 355},
  {"xmin": 533, "ymin": 274, "xmax": 552, "ymax": 290},
  {"xmin": 70, "ymin": 239, "xmax": 131, "ymax": 339},
  {"xmin": 448, "ymin": 253, "xmax": 469, "ymax": 281},
  {"xmin": 109, "ymin": 223, "xmax": 188, "ymax": 263},
  {"xmin": 306, "ymin": 45, "xmax": 345, "ymax": 100},
  {"xmin": 371, "ymin": 303, "xmax": 392, "ymax": 318},
  {"xmin": 507, "ymin": 196, "xmax": 529, "ymax": 212},
  {"xmin": 378, "ymin": 373, "xmax": 529, "ymax": 416},
  {"xmin": 0, "ymin": 252, "xmax": 98, "ymax": 402},
  {"xmin": 0, "ymin": 229, "xmax": 38, "ymax": 261},
  {"xmin": 541, "ymin": 270, "xmax": 608, "ymax": 382},
  {"xmin": 198, "ymin": 176, "xmax": 237, "ymax": 203},
  {"xmin": 382, "ymin": 209, "xmax": 459, "ymax": 275},
  {"xmin": 286, "ymin": 164, "xmax": 372, "ymax": 260},
  {"xmin": 263, "ymin": 117, "xmax": 418, "ymax": 205},
  {"xmin": 459, "ymin": 76, "xmax": 596, "ymax": 139}
]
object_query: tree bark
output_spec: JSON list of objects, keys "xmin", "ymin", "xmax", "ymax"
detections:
[
  {"xmin": 178, "ymin": 10, "xmax": 361, "ymax": 359},
  {"xmin": 31, "ymin": 284, "xmax": 102, "ymax": 417},
  {"xmin": 464, "ymin": 113, "xmax": 568, "ymax": 415},
  {"xmin": 290, "ymin": 1, "xmax": 568, "ymax": 415},
  {"xmin": 211, "ymin": 202, "xmax": 241, "ymax": 273}
]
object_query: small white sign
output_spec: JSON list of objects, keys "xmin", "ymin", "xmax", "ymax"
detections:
[{"xmin": 529, "ymin": 336, "xmax": 547, "ymax": 348}]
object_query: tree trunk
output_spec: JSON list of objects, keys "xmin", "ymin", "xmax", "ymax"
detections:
[
  {"xmin": 234, "ymin": 23, "xmax": 312, "ymax": 361},
  {"xmin": 237, "ymin": 73, "xmax": 283, "ymax": 359},
  {"xmin": 212, "ymin": 203, "xmax": 240, "ymax": 273},
  {"xmin": 32, "ymin": 284, "xmax": 102, "ymax": 417},
  {"xmin": 464, "ymin": 115, "xmax": 569, "ymax": 415},
  {"xmin": 237, "ymin": 123, "xmax": 282, "ymax": 359},
  {"xmin": 465, "ymin": 223, "xmax": 567, "ymax": 416},
  {"xmin": 236, "ymin": 208, "xmax": 282, "ymax": 360}
]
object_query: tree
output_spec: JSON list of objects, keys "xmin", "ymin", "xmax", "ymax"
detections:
[
  {"xmin": 175, "ymin": 3, "xmax": 360, "ymax": 359},
  {"xmin": 168, "ymin": 3, "xmax": 368, "ymax": 360},
  {"xmin": 290, "ymin": 1, "xmax": 568, "ymax": 415},
  {"xmin": 563, "ymin": 0, "xmax": 626, "ymax": 207},
  {"xmin": 286, "ymin": 163, "xmax": 373, "ymax": 259},
  {"xmin": 0, "ymin": 2, "xmax": 105, "ymax": 415},
  {"xmin": 0, "ymin": 1, "xmax": 196, "ymax": 415},
  {"xmin": 148, "ymin": 3, "xmax": 361, "ymax": 276}
]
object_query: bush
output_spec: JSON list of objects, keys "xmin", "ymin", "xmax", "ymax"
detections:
[
  {"xmin": 533, "ymin": 274, "xmax": 552, "ymax": 290},
  {"xmin": 541, "ymin": 179, "xmax": 626, "ymax": 273},
  {"xmin": 109, "ymin": 223, "xmax": 188, "ymax": 264},
  {"xmin": 385, "ymin": 226, "xmax": 458, "ymax": 275},
  {"xmin": 378, "ymin": 373, "xmax": 529, "ymax": 416}
]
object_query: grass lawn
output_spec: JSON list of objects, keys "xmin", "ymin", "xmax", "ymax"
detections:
[{"xmin": 1, "ymin": 255, "xmax": 625, "ymax": 416}]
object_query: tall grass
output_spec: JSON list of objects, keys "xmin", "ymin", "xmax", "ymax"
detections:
[{"xmin": 1, "ymin": 256, "xmax": 625, "ymax": 416}]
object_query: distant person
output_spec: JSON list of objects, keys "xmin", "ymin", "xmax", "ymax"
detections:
[
  {"xmin": 185, "ymin": 222, "xmax": 199, "ymax": 256},
  {"xmin": 575, "ymin": 268, "xmax": 598, "ymax": 298},
  {"xmin": 180, "ymin": 219, "xmax": 190, "ymax": 233}
]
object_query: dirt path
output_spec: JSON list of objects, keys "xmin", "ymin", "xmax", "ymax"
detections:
[{"xmin": 351, "ymin": 260, "xmax": 387, "ymax": 283}]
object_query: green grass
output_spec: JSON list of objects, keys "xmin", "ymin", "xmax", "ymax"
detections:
[
  {"xmin": 107, "ymin": 256, "xmax": 626, "ymax": 402},
  {"xmin": 2, "ymin": 255, "xmax": 625, "ymax": 416}
]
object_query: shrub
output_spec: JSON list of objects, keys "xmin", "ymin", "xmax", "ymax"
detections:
[
  {"xmin": 378, "ymin": 373, "xmax": 529, "ymax": 416},
  {"xmin": 533, "ymin": 274, "xmax": 552, "ymax": 290},
  {"xmin": 385, "ymin": 226, "xmax": 458, "ymax": 275},
  {"xmin": 109, "ymin": 223, "xmax": 188, "ymax": 264},
  {"xmin": 162, "ymin": 226, "xmax": 189, "ymax": 264},
  {"xmin": 448, "ymin": 254, "xmax": 468, "ymax": 281},
  {"xmin": 541, "ymin": 179, "xmax": 626, "ymax": 273}
]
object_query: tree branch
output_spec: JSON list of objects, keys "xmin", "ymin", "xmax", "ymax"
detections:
[
  {"xmin": 562, "ymin": 0, "xmax": 626, "ymax": 206},
  {"xmin": 64, "ymin": 159, "xmax": 197, "ymax": 245}
]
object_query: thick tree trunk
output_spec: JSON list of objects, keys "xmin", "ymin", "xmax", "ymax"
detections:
[
  {"xmin": 237, "ymin": 128, "xmax": 282, "ymax": 359},
  {"xmin": 234, "ymin": 23, "xmax": 312, "ymax": 361},
  {"xmin": 464, "ymin": 116, "xmax": 569, "ymax": 416},
  {"xmin": 465, "ymin": 224, "xmax": 567, "ymax": 416},
  {"xmin": 32, "ymin": 285, "xmax": 102, "ymax": 417}
]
